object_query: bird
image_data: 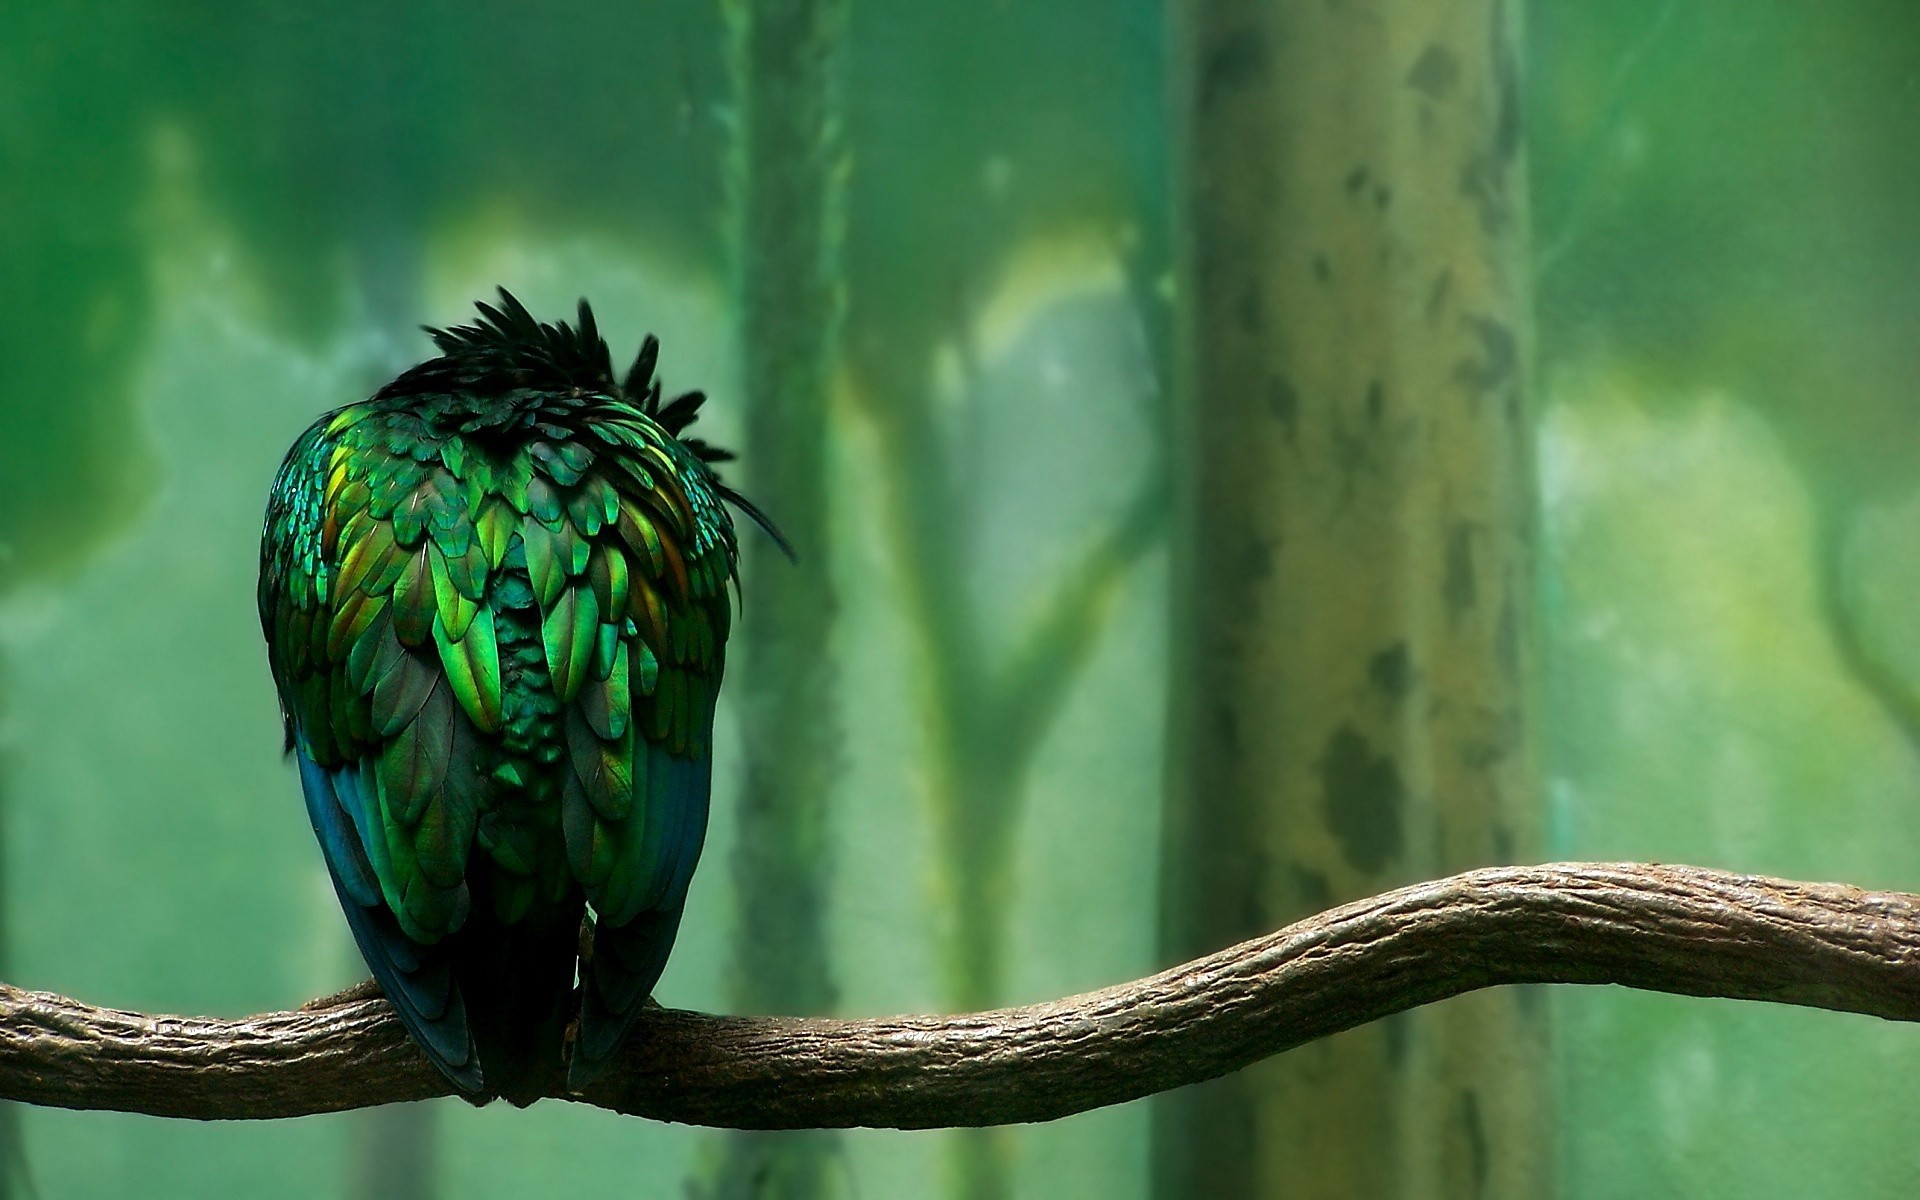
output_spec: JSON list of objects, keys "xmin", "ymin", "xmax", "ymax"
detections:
[{"xmin": 257, "ymin": 290, "xmax": 789, "ymax": 1105}]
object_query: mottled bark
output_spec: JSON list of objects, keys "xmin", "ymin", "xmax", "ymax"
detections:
[
  {"xmin": 0, "ymin": 865, "xmax": 1916, "ymax": 1129},
  {"xmin": 1159, "ymin": 1, "xmax": 1543, "ymax": 1198},
  {"xmin": 710, "ymin": 0, "xmax": 848, "ymax": 1197}
]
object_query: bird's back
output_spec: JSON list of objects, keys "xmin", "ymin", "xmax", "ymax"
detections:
[{"xmin": 260, "ymin": 296, "xmax": 743, "ymax": 1102}]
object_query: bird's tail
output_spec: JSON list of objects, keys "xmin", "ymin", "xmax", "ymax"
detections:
[
  {"xmin": 452, "ymin": 876, "xmax": 583, "ymax": 1108},
  {"xmin": 569, "ymin": 904, "xmax": 686, "ymax": 1090}
]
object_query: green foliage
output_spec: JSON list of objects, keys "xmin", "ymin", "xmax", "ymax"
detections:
[{"xmin": 0, "ymin": 6, "xmax": 158, "ymax": 589}]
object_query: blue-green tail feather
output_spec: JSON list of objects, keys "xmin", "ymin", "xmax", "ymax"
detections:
[
  {"xmin": 296, "ymin": 747, "xmax": 482, "ymax": 1092},
  {"xmin": 568, "ymin": 747, "xmax": 711, "ymax": 1088}
]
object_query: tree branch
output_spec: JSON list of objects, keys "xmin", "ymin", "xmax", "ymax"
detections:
[{"xmin": 5, "ymin": 862, "xmax": 1919, "ymax": 1126}]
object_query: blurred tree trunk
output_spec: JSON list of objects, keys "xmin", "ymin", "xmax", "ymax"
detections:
[
  {"xmin": 706, "ymin": 0, "xmax": 847, "ymax": 1197},
  {"xmin": 1154, "ymin": 3, "xmax": 1548, "ymax": 1199},
  {"xmin": 0, "ymin": 652, "xmax": 18, "ymax": 1200}
]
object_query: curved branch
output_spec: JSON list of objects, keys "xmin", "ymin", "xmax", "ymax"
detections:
[{"xmin": 4, "ymin": 863, "xmax": 1919, "ymax": 1126}]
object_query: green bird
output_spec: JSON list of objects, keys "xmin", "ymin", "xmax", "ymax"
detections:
[{"xmin": 258, "ymin": 291, "xmax": 787, "ymax": 1104}]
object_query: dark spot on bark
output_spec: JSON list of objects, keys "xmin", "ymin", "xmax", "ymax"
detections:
[
  {"xmin": 1365, "ymin": 379, "xmax": 1385, "ymax": 422},
  {"xmin": 1497, "ymin": 591, "xmax": 1520, "ymax": 677},
  {"xmin": 1427, "ymin": 269, "xmax": 1454, "ymax": 320},
  {"xmin": 1345, "ymin": 165, "xmax": 1370, "ymax": 195},
  {"xmin": 1461, "ymin": 1089, "xmax": 1489, "ymax": 1196},
  {"xmin": 1289, "ymin": 864, "xmax": 1333, "ymax": 913},
  {"xmin": 1492, "ymin": 0, "xmax": 1523, "ymax": 164},
  {"xmin": 1195, "ymin": 242, "xmax": 1220, "ymax": 296},
  {"xmin": 1406, "ymin": 44, "xmax": 1460, "ymax": 100},
  {"xmin": 1369, "ymin": 641, "xmax": 1411, "ymax": 700},
  {"xmin": 1460, "ymin": 153, "xmax": 1510, "ymax": 235},
  {"xmin": 1266, "ymin": 376, "xmax": 1299, "ymax": 439},
  {"xmin": 1213, "ymin": 699, "xmax": 1241, "ymax": 758},
  {"xmin": 1240, "ymin": 535, "xmax": 1275, "ymax": 583},
  {"xmin": 1445, "ymin": 523, "xmax": 1476, "ymax": 618},
  {"xmin": 1330, "ymin": 420, "xmax": 1367, "ymax": 501},
  {"xmin": 1236, "ymin": 282, "xmax": 1262, "ymax": 332},
  {"xmin": 1460, "ymin": 738, "xmax": 1505, "ymax": 771},
  {"xmin": 1453, "ymin": 316, "xmax": 1516, "ymax": 394},
  {"xmin": 1320, "ymin": 725, "xmax": 1405, "ymax": 874},
  {"xmin": 1201, "ymin": 29, "xmax": 1269, "ymax": 109},
  {"xmin": 1313, "ymin": 252, "xmax": 1332, "ymax": 283}
]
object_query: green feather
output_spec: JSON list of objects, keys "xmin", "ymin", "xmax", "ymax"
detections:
[
  {"xmin": 567, "ymin": 708, "xmax": 633, "ymax": 822},
  {"xmin": 568, "ymin": 477, "xmax": 613, "ymax": 537},
  {"xmin": 590, "ymin": 620, "xmax": 619, "ymax": 682},
  {"xmin": 526, "ymin": 475, "xmax": 564, "ymax": 525},
  {"xmin": 447, "ymin": 540, "xmax": 489, "ymax": 603},
  {"xmin": 500, "ymin": 446, "xmax": 533, "ymax": 514},
  {"xmin": 347, "ymin": 609, "xmax": 401, "ymax": 693},
  {"xmin": 372, "ymin": 647, "xmax": 438, "ymax": 737},
  {"xmin": 475, "ymin": 498, "xmax": 513, "ymax": 568},
  {"xmin": 634, "ymin": 638, "xmax": 660, "ymax": 696},
  {"xmin": 426, "ymin": 471, "xmax": 472, "ymax": 557},
  {"xmin": 587, "ymin": 546, "xmax": 628, "ymax": 621},
  {"xmin": 435, "ymin": 605, "xmax": 503, "ymax": 733},
  {"xmin": 531, "ymin": 440, "xmax": 587, "ymax": 487},
  {"xmin": 581, "ymin": 641, "xmax": 630, "ymax": 741},
  {"xmin": 542, "ymin": 584, "xmax": 599, "ymax": 703},
  {"xmin": 326, "ymin": 588, "xmax": 385, "ymax": 662},
  {"xmin": 392, "ymin": 485, "xmax": 431, "ymax": 548},
  {"xmin": 391, "ymin": 548, "xmax": 435, "ymax": 647},
  {"xmin": 378, "ymin": 680, "xmax": 453, "ymax": 825},
  {"xmin": 413, "ymin": 792, "xmax": 472, "ymax": 889},
  {"xmin": 522, "ymin": 519, "xmax": 566, "ymax": 609},
  {"xmin": 429, "ymin": 544, "xmax": 480, "ymax": 639},
  {"xmin": 618, "ymin": 506, "xmax": 667, "ymax": 577},
  {"xmin": 334, "ymin": 515, "xmax": 391, "ymax": 598}
]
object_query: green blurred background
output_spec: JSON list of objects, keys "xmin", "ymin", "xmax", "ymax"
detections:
[{"xmin": 3, "ymin": 1, "xmax": 1919, "ymax": 1197}]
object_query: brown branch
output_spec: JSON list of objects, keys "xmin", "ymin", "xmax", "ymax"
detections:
[{"xmin": 5, "ymin": 862, "xmax": 1920, "ymax": 1126}]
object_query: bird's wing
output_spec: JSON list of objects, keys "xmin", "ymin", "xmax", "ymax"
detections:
[
  {"xmin": 543, "ymin": 414, "xmax": 736, "ymax": 1083},
  {"xmin": 260, "ymin": 405, "xmax": 492, "ymax": 1091}
]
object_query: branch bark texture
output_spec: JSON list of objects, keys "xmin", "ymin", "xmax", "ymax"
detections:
[{"xmin": 4, "ymin": 863, "xmax": 1918, "ymax": 1127}]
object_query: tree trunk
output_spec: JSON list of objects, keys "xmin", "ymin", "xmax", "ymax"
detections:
[
  {"xmin": 1155, "ymin": 2, "xmax": 1548, "ymax": 1198},
  {"xmin": 707, "ymin": 0, "xmax": 847, "ymax": 1196}
]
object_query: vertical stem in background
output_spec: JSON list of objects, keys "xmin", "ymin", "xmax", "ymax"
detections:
[
  {"xmin": 708, "ymin": 0, "xmax": 847, "ymax": 1196},
  {"xmin": 1155, "ymin": 2, "xmax": 1547, "ymax": 1199},
  {"xmin": 853, "ymin": 350, "xmax": 1161, "ymax": 1200},
  {"xmin": 0, "ymin": 649, "xmax": 19, "ymax": 1200},
  {"xmin": 351, "ymin": 1104, "xmax": 437, "ymax": 1200}
]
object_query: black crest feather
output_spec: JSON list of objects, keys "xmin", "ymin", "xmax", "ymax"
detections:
[{"xmin": 381, "ymin": 289, "xmax": 795, "ymax": 561}]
